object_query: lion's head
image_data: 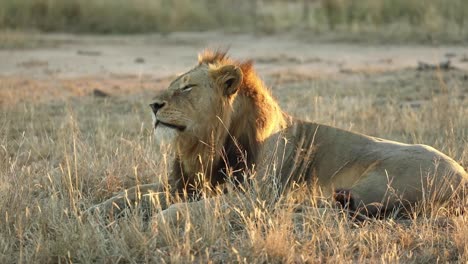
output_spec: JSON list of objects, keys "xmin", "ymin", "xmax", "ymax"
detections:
[
  {"xmin": 150, "ymin": 50, "xmax": 286, "ymax": 190},
  {"xmin": 150, "ymin": 51, "xmax": 243, "ymax": 148}
]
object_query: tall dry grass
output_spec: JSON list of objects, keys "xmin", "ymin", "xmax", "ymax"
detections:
[
  {"xmin": 318, "ymin": 0, "xmax": 468, "ymax": 42},
  {"xmin": 0, "ymin": 0, "xmax": 253, "ymax": 33},
  {"xmin": 0, "ymin": 68, "xmax": 467, "ymax": 262},
  {"xmin": 0, "ymin": 0, "xmax": 467, "ymax": 43}
]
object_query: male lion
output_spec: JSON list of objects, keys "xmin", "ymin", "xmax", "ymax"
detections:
[{"xmin": 92, "ymin": 50, "xmax": 467, "ymax": 221}]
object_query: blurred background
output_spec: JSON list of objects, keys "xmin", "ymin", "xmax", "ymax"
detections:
[{"xmin": 1, "ymin": 0, "xmax": 467, "ymax": 43}]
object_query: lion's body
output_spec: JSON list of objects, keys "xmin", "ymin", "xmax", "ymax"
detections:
[
  {"xmin": 93, "ymin": 50, "xmax": 467, "ymax": 218},
  {"xmin": 260, "ymin": 120, "xmax": 466, "ymax": 214}
]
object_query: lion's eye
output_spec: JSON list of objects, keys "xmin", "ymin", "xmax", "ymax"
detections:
[{"xmin": 181, "ymin": 84, "xmax": 196, "ymax": 92}]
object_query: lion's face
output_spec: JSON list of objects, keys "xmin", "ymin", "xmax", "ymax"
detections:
[{"xmin": 150, "ymin": 63, "xmax": 243, "ymax": 145}]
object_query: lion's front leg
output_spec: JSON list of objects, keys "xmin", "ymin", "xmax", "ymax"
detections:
[
  {"xmin": 87, "ymin": 183, "xmax": 171, "ymax": 217},
  {"xmin": 152, "ymin": 197, "xmax": 224, "ymax": 228}
]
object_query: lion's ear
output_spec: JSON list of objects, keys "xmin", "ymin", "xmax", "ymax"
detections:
[{"xmin": 210, "ymin": 65, "xmax": 243, "ymax": 97}]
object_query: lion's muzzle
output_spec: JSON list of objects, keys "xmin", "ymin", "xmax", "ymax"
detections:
[
  {"xmin": 150, "ymin": 101, "xmax": 166, "ymax": 114},
  {"xmin": 150, "ymin": 102, "xmax": 186, "ymax": 131}
]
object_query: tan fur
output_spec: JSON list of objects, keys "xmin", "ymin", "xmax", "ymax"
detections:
[{"xmin": 93, "ymin": 50, "xmax": 467, "ymax": 218}]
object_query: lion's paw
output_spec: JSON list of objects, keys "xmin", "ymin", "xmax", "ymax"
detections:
[
  {"xmin": 86, "ymin": 191, "xmax": 169, "ymax": 219},
  {"xmin": 152, "ymin": 203, "xmax": 185, "ymax": 228}
]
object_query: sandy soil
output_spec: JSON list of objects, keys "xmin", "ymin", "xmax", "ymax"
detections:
[{"xmin": 1, "ymin": 32, "xmax": 468, "ymax": 105}]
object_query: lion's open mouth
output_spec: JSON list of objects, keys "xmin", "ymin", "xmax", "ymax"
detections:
[{"xmin": 155, "ymin": 120, "xmax": 186, "ymax": 131}]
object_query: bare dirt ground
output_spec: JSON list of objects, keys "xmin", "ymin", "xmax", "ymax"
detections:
[{"xmin": 1, "ymin": 32, "xmax": 468, "ymax": 105}]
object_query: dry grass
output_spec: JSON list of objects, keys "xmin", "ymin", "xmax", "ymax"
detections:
[
  {"xmin": 314, "ymin": 0, "xmax": 468, "ymax": 43},
  {"xmin": 0, "ymin": 67, "xmax": 467, "ymax": 262},
  {"xmin": 0, "ymin": 0, "xmax": 253, "ymax": 34},
  {"xmin": 0, "ymin": 0, "xmax": 467, "ymax": 43}
]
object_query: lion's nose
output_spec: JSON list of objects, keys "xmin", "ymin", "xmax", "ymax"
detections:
[{"xmin": 150, "ymin": 101, "xmax": 166, "ymax": 113}]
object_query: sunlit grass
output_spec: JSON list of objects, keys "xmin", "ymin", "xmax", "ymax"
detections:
[{"xmin": 0, "ymin": 66, "xmax": 466, "ymax": 262}]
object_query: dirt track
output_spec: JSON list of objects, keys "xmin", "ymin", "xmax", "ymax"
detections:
[{"xmin": 1, "ymin": 32, "xmax": 468, "ymax": 105}]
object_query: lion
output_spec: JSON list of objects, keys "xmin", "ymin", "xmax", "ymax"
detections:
[{"xmin": 91, "ymin": 49, "xmax": 467, "ymax": 221}]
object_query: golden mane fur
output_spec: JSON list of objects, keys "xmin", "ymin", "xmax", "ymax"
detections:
[{"xmin": 166, "ymin": 49, "xmax": 288, "ymax": 193}]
